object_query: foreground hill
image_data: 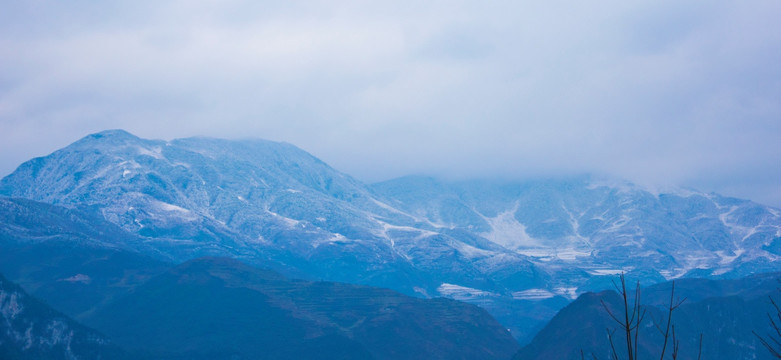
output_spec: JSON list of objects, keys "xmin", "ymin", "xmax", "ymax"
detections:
[
  {"xmin": 514, "ymin": 272, "xmax": 781, "ymax": 360},
  {"xmin": 83, "ymin": 257, "xmax": 520, "ymax": 360},
  {"xmin": 0, "ymin": 273, "xmax": 126, "ymax": 359}
]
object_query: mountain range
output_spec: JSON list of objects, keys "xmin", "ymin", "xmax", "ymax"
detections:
[{"xmin": 2, "ymin": 129, "xmax": 781, "ymax": 342}]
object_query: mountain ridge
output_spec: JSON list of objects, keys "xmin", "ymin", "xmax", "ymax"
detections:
[{"xmin": 2, "ymin": 129, "xmax": 781, "ymax": 342}]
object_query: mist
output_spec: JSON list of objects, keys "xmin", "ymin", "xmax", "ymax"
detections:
[{"xmin": 1, "ymin": 0, "xmax": 780, "ymax": 206}]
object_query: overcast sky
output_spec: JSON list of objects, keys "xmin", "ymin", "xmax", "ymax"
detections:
[{"xmin": 1, "ymin": 1, "xmax": 780, "ymax": 206}]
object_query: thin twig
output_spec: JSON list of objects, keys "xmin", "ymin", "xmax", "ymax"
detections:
[
  {"xmin": 607, "ymin": 328, "xmax": 619, "ymax": 360},
  {"xmin": 697, "ymin": 333, "xmax": 703, "ymax": 360}
]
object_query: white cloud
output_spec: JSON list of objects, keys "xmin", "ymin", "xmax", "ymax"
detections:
[{"xmin": 1, "ymin": 0, "xmax": 780, "ymax": 206}]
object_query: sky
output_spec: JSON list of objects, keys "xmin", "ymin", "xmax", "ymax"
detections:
[{"xmin": 1, "ymin": 1, "xmax": 780, "ymax": 206}]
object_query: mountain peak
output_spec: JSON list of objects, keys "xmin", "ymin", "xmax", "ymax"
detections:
[
  {"xmin": 92, "ymin": 128, "xmax": 137, "ymax": 138},
  {"xmin": 64, "ymin": 129, "xmax": 163, "ymax": 154},
  {"xmin": 81, "ymin": 129, "xmax": 142, "ymax": 143}
]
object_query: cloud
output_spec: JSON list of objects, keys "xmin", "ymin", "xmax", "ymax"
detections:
[{"xmin": 1, "ymin": 0, "xmax": 780, "ymax": 205}]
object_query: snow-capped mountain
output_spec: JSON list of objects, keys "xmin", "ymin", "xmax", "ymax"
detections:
[
  {"xmin": 0, "ymin": 130, "xmax": 538, "ymax": 296},
  {"xmin": 2, "ymin": 129, "xmax": 780, "ymax": 341},
  {"xmin": 372, "ymin": 175, "xmax": 781, "ymax": 285}
]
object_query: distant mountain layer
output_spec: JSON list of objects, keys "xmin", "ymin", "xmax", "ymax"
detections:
[
  {"xmin": 514, "ymin": 272, "xmax": 781, "ymax": 360},
  {"xmin": 0, "ymin": 273, "xmax": 126, "ymax": 360},
  {"xmin": 2, "ymin": 129, "xmax": 781, "ymax": 342},
  {"xmin": 371, "ymin": 175, "xmax": 781, "ymax": 282},
  {"xmin": 0, "ymin": 195, "xmax": 519, "ymax": 359},
  {"xmin": 82, "ymin": 256, "xmax": 520, "ymax": 360}
]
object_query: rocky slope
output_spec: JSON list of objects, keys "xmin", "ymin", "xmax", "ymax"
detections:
[{"xmin": 0, "ymin": 273, "xmax": 126, "ymax": 359}]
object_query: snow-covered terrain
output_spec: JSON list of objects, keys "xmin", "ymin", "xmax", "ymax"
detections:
[{"xmin": 2, "ymin": 129, "xmax": 781, "ymax": 342}]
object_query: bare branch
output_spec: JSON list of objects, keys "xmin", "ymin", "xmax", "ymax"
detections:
[
  {"xmin": 618, "ymin": 274, "xmax": 635, "ymax": 360},
  {"xmin": 606, "ymin": 328, "xmax": 619, "ymax": 360},
  {"xmin": 659, "ymin": 281, "xmax": 676, "ymax": 360},
  {"xmin": 755, "ymin": 280, "xmax": 781, "ymax": 358},
  {"xmin": 697, "ymin": 333, "xmax": 703, "ymax": 360},
  {"xmin": 601, "ymin": 299, "xmax": 625, "ymax": 326},
  {"xmin": 653, "ymin": 314, "xmax": 665, "ymax": 336},
  {"xmin": 598, "ymin": 274, "xmax": 695, "ymax": 360},
  {"xmin": 754, "ymin": 330, "xmax": 781, "ymax": 358}
]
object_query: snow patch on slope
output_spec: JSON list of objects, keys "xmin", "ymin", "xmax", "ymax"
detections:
[
  {"xmin": 148, "ymin": 200, "xmax": 200, "ymax": 222},
  {"xmin": 157, "ymin": 202, "xmax": 189, "ymax": 213},
  {"xmin": 587, "ymin": 269, "xmax": 625, "ymax": 276},
  {"xmin": 371, "ymin": 198, "xmax": 412, "ymax": 217},
  {"xmin": 136, "ymin": 146, "xmax": 164, "ymax": 159},
  {"xmin": 512, "ymin": 289, "xmax": 555, "ymax": 300},
  {"xmin": 717, "ymin": 249, "xmax": 745, "ymax": 265},
  {"xmin": 266, "ymin": 210, "xmax": 301, "ymax": 227},
  {"xmin": 377, "ymin": 222, "xmax": 438, "ymax": 240},
  {"xmin": 480, "ymin": 203, "xmax": 538, "ymax": 250},
  {"xmin": 454, "ymin": 242, "xmax": 495, "ymax": 259},
  {"xmin": 554, "ymin": 287, "xmax": 578, "ymax": 300},
  {"xmin": 517, "ymin": 247, "xmax": 591, "ymax": 261},
  {"xmin": 437, "ymin": 283, "xmax": 498, "ymax": 301},
  {"xmin": 313, "ymin": 233, "xmax": 350, "ymax": 248}
]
